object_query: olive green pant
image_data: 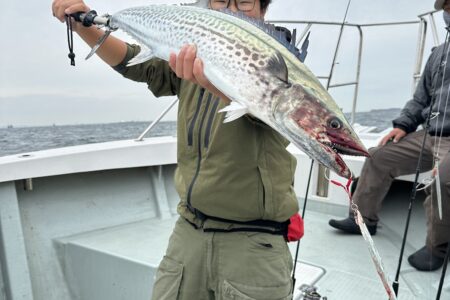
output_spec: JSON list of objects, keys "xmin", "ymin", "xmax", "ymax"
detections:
[
  {"xmin": 151, "ymin": 217, "xmax": 293, "ymax": 300},
  {"xmin": 353, "ymin": 130, "xmax": 450, "ymax": 257}
]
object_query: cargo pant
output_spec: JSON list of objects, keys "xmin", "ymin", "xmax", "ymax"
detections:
[
  {"xmin": 353, "ymin": 130, "xmax": 450, "ymax": 258},
  {"xmin": 151, "ymin": 217, "xmax": 293, "ymax": 300}
]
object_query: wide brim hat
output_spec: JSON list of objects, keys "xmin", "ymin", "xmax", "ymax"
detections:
[{"xmin": 435, "ymin": 0, "xmax": 445, "ymax": 10}]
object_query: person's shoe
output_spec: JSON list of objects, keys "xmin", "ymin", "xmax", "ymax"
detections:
[
  {"xmin": 328, "ymin": 217, "xmax": 377, "ymax": 235},
  {"xmin": 407, "ymin": 246, "xmax": 445, "ymax": 271}
]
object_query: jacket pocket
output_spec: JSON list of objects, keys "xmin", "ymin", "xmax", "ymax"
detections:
[
  {"xmin": 257, "ymin": 166, "xmax": 273, "ymax": 218},
  {"xmin": 220, "ymin": 280, "xmax": 292, "ymax": 300},
  {"xmin": 151, "ymin": 256, "xmax": 183, "ymax": 300}
]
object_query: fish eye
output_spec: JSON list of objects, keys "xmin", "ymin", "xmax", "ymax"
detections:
[{"xmin": 328, "ymin": 118, "xmax": 342, "ymax": 129}]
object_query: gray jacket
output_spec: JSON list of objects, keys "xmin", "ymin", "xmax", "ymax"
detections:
[{"xmin": 393, "ymin": 44, "xmax": 450, "ymax": 136}]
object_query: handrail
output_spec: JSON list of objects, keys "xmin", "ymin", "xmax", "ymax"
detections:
[{"xmin": 135, "ymin": 98, "xmax": 179, "ymax": 141}]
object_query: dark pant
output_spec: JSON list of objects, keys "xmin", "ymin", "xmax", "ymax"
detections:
[{"xmin": 353, "ymin": 130, "xmax": 450, "ymax": 258}]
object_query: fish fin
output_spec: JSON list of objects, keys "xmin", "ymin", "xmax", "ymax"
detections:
[
  {"xmin": 219, "ymin": 101, "xmax": 248, "ymax": 123},
  {"xmin": 298, "ymin": 31, "xmax": 310, "ymax": 63},
  {"xmin": 266, "ymin": 51, "xmax": 289, "ymax": 83},
  {"xmin": 127, "ymin": 47, "xmax": 154, "ymax": 66},
  {"xmin": 181, "ymin": 0, "xmax": 209, "ymax": 7}
]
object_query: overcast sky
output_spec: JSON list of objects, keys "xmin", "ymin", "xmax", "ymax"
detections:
[{"xmin": 0, "ymin": 0, "xmax": 444, "ymax": 127}]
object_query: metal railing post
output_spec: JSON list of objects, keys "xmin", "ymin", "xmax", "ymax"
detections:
[
  {"xmin": 351, "ymin": 25, "xmax": 364, "ymax": 125},
  {"xmin": 135, "ymin": 98, "xmax": 179, "ymax": 141}
]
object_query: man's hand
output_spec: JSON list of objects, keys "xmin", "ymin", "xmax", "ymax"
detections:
[
  {"xmin": 169, "ymin": 44, "xmax": 231, "ymax": 103},
  {"xmin": 52, "ymin": 0, "xmax": 90, "ymax": 31},
  {"xmin": 378, "ymin": 128, "xmax": 407, "ymax": 146}
]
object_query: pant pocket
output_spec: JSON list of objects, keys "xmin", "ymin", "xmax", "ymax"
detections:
[
  {"xmin": 151, "ymin": 256, "xmax": 183, "ymax": 300},
  {"xmin": 220, "ymin": 280, "xmax": 292, "ymax": 300}
]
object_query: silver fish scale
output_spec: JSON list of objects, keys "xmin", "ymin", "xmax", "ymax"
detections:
[{"xmin": 110, "ymin": 5, "xmax": 282, "ymax": 123}]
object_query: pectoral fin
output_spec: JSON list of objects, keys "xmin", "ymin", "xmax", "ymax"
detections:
[
  {"xmin": 266, "ymin": 51, "xmax": 289, "ymax": 83},
  {"xmin": 219, "ymin": 101, "xmax": 249, "ymax": 123},
  {"xmin": 127, "ymin": 47, "xmax": 154, "ymax": 66}
]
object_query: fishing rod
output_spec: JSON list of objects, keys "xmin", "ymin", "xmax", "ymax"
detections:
[
  {"xmin": 392, "ymin": 26, "xmax": 450, "ymax": 298},
  {"xmin": 434, "ymin": 25, "xmax": 450, "ymax": 300},
  {"xmin": 291, "ymin": 1, "xmax": 352, "ymax": 299},
  {"xmin": 436, "ymin": 242, "xmax": 450, "ymax": 299}
]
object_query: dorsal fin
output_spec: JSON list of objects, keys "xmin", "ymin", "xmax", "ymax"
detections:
[
  {"xmin": 298, "ymin": 31, "xmax": 310, "ymax": 63},
  {"xmin": 267, "ymin": 51, "xmax": 289, "ymax": 83},
  {"xmin": 217, "ymin": 9, "xmax": 307, "ymax": 63}
]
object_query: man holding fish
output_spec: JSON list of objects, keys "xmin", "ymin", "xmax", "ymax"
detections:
[{"xmin": 52, "ymin": 0, "xmax": 369, "ymax": 298}]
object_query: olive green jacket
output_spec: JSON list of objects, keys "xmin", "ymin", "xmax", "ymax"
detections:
[{"xmin": 114, "ymin": 44, "xmax": 299, "ymax": 225}]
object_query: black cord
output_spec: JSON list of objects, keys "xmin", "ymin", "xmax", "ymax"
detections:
[
  {"xmin": 392, "ymin": 29, "xmax": 450, "ymax": 297},
  {"xmin": 65, "ymin": 15, "xmax": 76, "ymax": 66}
]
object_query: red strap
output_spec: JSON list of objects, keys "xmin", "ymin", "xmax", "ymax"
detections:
[
  {"xmin": 287, "ymin": 213, "xmax": 304, "ymax": 242},
  {"xmin": 330, "ymin": 177, "xmax": 353, "ymax": 201}
]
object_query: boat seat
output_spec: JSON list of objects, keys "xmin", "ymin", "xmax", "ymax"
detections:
[{"xmin": 55, "ymin": 216, "xmax": 179, "ymax": 300}]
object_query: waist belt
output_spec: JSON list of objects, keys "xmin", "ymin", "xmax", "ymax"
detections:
[{"xmin": 186, "ymin": 205, "xmax": 288, "ymax": 236}]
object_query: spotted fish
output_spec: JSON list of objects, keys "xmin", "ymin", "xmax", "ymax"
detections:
[{"xmin": 106, "ymin": 4, "xmax": 369, "ymax": 178}]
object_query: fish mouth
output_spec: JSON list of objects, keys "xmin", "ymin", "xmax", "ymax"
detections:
[
  {"xmin": 319, "ymin": 131, "xmax": 370, "ymax": 178},
  {"xmin": 325, "ymin": 131, "xmax": 370, "ymax": 157}
]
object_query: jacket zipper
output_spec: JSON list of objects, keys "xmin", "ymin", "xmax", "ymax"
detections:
[
  {"xmin": 204, "ymin": 97, "xmax": 220, "ymax": 148},
  {"xmin": 187, "ymin": 93, "xmax": 213, "ymax": 208},
  {"xmin": 188, "ymin": 88, "xmax": 205, "ymax": 146}
]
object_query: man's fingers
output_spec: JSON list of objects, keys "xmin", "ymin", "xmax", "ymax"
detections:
[
  {"xmin": 193, "ymin": 58, "xmax": 208, "ymax": 87},
  {"xmin": 392, "ymin": 132, "xmax": 404, "ymax": 143},
  {"xmin": 55, "ymin": 2, "xmax": 68, "ymax": 22},
  {"xmin": 379, "ymin": 136, "xmax": 389, "ymax": 147},
  {"xmin": 379, "ymin": 132, "xmax": 395, "ymax": 146},
  {"xmin": 183, "ymin": 45, "xmax": 197, "ymax": 81},
  {"xmin": 53, "ymin": 0, "xmax": 85, "ymax": 22},
  {"xmin": 169, "ymin": 53, "xmax": 177, "ymax": 73},
  {"xmin": 176, "ymin": 45, "xmax": 188, "ymax": 78},
  {"xmin": 65, "ymin": 3, "xmax": 90, "ymax": 16}
]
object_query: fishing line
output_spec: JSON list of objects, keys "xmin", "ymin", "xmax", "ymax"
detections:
[
  {"xmin": 434, "ymin": 25, "xmax": 450, "ymax": 300},
  {"xmin": 290, "ymin": 2, "xmax": 352, "ymax": 298},
  {"xmin": 392, "ymin": 28, "xmax": 450, "ymax": 298},
  {"xmin": 415, "ymin": 22, "xmax": 450, "ymax": 299}
]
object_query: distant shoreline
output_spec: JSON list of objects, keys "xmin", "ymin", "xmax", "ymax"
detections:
[{"xmin": 1, "ymin": 108, "xmax": 401, "ymax": 129}]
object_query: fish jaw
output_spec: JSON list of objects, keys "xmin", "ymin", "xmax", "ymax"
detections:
[{"xmin": 273, "ymin": 84, "xmax": 369, "ymax": 178}]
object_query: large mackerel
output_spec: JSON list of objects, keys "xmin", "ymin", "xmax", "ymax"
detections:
[{"xmin": 106, "ymin": 4, "xmax": 369, "ymax": 178}]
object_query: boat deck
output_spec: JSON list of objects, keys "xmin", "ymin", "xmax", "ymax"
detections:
[
  {"xmin": 0, "ymin": 138, "xmax": 448, "ymax": 299},
  {"xmin": 295, "ymin": 181, "xmax": 449, "ymax": 299}
]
